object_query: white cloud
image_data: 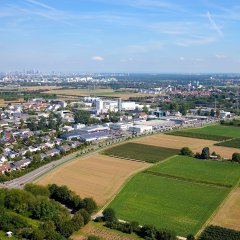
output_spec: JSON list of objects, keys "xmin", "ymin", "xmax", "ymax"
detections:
[
  {"xmin": 207, "ymin": 11, "xmax": 224, "ymax": 37},
  {"xmin": 179, "ymin": 57, "xmax": 185, "ymax": 61},
  {"xmin": 176, "ymin": 36, "xmax": 216, "ymax": 47},
  {"xmin": 215, "ymin": 54, "xmax": 226, "ymax": 59},
  {"xmin": 92, "ymin": 56, "xmax": 104, "ymax": 61}
]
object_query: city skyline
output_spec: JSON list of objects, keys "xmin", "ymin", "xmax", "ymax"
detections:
[{"xmin": 0, "ymin": 0, "xmax": 240, "ymax": 73}]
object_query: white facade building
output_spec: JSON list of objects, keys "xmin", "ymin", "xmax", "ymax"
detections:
[
  {"xmin": 129, "ymin": 125, "xmax": 153, "ymax": 134},
  {"xmin": 121, "ymin": 102, "xmax": 136, "ymax": 110},
  {"xmin": 96, "ymin": 99, "xmax": 118, "ymax": 114},
  {"xmin": 96, "ymin": 98, "xmax": 136, "ymax": 114}
]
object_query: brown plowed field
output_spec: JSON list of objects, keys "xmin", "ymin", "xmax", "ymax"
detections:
[
  {"xmin": 210, "ymin": 188, "xmax": 240, "ymax": 231},
  {"xmin": 36, "ymin": 154, "xmax": 150, "ymax": 206}
]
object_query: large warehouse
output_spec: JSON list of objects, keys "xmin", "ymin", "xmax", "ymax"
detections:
[{"xmin": 129, "ymin": 125, "xmax": 153, "ymax": 134}]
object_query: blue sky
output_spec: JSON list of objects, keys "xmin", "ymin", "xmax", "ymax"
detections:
[{"xmin": 0, "ymin": 0, "xmax": 240, "ymax": 73}]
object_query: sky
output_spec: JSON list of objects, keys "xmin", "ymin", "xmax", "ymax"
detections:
[{"xmin": 0, "ymin": 0, "xmax": 240, "ymax": 73}]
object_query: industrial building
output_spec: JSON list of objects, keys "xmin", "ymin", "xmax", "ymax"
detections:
[
  {"xmin": 79, "ymin": 131, "xmax": 110, "ymax": 142},
  {"xmin": 129, "ymin": 125, "xmax": 153, "ymax": 134},
  {"xmin": 109, "ymin": 122, "xmax": 133, "ymax": 131},
  {"xmin": 96, "ymin": 98, "xmax": 137, "ymax": 114}
]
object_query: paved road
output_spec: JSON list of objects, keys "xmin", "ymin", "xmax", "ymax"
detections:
[{"xmin": 1, "ymin": 148, "xmax": 100, "ymax": 189}]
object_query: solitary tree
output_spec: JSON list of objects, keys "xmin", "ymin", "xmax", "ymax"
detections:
[{"xmin": 201, "ymin": 147, "xmax": 210, "ymax": 159}]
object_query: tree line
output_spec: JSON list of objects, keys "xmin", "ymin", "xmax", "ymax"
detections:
[{"xmin": 0, "ymin": 183, "xmax": 97, "ymax": 240}]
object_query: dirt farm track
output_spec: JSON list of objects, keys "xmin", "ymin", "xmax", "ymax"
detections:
[{"xmin": 35, "ymin": 153, "xmax": 150, "ymax": 206}]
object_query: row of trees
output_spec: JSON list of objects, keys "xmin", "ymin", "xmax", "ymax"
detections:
[
  {"xmin": 181, "ymin": 146, "xmax": 240, "ymax": 163},
  {"xmin": 48, "ymin": 184, "xmax": 97, "ymax": 214},
  {"xmin": 180, "ymin": 146, "xmax": 217, "ymax": 160}
]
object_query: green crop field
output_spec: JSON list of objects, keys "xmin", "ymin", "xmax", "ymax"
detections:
[
  {"xmin": 186, "ymin": 125, "xmax": 240, "ymax": 138},
  {"xmin": 102, "ymin": 143, "xmax": 179, "ymax": 163},
  {"xmin": 167, "ymin": 131, "xmax": 231, "ymax": 141},
  {"xmin": 215, "ymin": 138, "xmax": 240, "ymax": 149},
  {"xmin": 167, "ymin": 125, "xmax": 240, "ymax": 141},
  {"xmin": 149, "ymin": 156, "xmax": 240, "ymax": 187},
  {"xmin": 109, "ymin": 173, "xmax": 230, "ymax": 237}
]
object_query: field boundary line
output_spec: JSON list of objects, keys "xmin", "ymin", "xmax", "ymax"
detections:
[
  {"xmin": 195, "ymin": 178, "xmax": 240, "ymax": 238},
  {"xmin": 143, "ymin": 170, "xmax": 232, "ymax": 189}
]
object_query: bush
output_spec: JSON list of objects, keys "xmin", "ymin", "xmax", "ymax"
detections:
[
  {"xmin": 83, "ymin": 197, "xmax": 97, "ymax": 214},
  {"xmin": 103, "ymin": 208, "xmax": 116, "ymax": 223},
  {"xmin": 57, "ymin": 221, "xmax": 74, "ymax": 238},
  {"xmin": 232, "ymin": 153, "xmax": 240, "ymax": 163},
  {"xmin": 87, "ymin": 236, "xmax": 101, "ymax": 240},
  {"xmin": 71, "ymin": 211, "xmax": 84, "ymax": 231},
  {"xmin": 24, "ymin": 183, "xmax": 50, "ymax": 197},
  {"xmin": 187, "ymin": 234, "xmax": 195, "ymax": 240},
  {"xmin": 79, "ymin": 209, "xmax": 91, "ymax": 224},
  {"xmin": 180, "ymin": 147, "xmax": 194, "ymax": 157},
  {"xmin": 195, "ymin": 152, "xmax": 201, "ymax": 159}
]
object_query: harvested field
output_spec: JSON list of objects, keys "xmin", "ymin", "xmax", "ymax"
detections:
[
  {"xmin": 44, "ymin": 88, "xmax": 158, "ymax": 100},
  {"xmin": 19, "ymin": 86, "xmax": 61, "ymax": 91},
  {"xmin": 211, "ymin": 188, "xmax": 240, "ymax": 231},
  {"xmin": 45, "ymin": 88, "xmax": 114, "ymax": 96},
  {"xmin": 35, "ymin": 154, "xmax": 150, "ymax": 206},
  {"xmin": 133, "ymin": 134, "xmax": 217, "ymax": 152},
  {"xmin": 0, "ymin": 98, "xmax": 25, "ymax": 107},
  {"xmin": 0, "ymin": 86, "xmax": 60, "ymax": 91}
]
